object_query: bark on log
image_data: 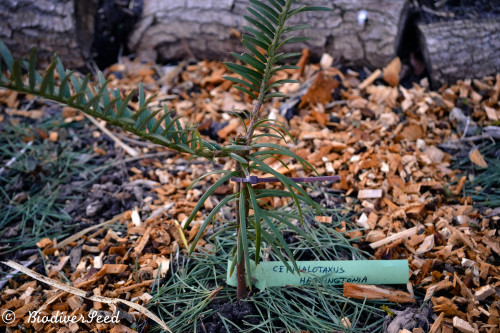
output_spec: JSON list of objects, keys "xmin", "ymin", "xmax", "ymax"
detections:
[
  {"xmin": 2, "ymin": 0, "xmax": 499, "ymax": 87},
  {"xmin": 0, "ymin": 0, "xmax": 140, "ymax": 69},
  {"xmin": 0, "ymin": 0, "xmax": 97, "ymax": 69},
  {"xmin": 413, "ymin": 18, "xmax": 500, "ymax": 87},
  {"xmin": 128, "ymin": 0, "xmax": 409, "ymax": 68}
]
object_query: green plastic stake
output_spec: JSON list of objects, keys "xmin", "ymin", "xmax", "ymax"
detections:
[{"xmin": 227, "ymin": 260, "xmax": 409, "ymax": 290}]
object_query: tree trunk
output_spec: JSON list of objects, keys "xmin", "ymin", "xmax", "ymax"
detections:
[
  {"xmin": 414, "ymin": 18, "xmax": 500, "ymax": 87},
  {"xmin": 0, "ymin": 0, "xmax": 97, "ymax": 69},
  {"xmin": 0, "ymin": 0, "xmax": 141, "ymax": 69},
  {"xmin": 128, "ymin": 0, "xmax": 409, "ymax": 68}
]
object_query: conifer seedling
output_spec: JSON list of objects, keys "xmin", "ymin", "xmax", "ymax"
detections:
[{"xmin": 0, "ymin": 0, "xmax": 332, "ymax": 300}]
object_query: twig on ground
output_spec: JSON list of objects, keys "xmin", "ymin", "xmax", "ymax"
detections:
[
  {"xmin": 0, "ymin": 141, "xmax": 33, "ymax": 176},
  {"xmin": 146, "ymin": 202, "xmax": 175, "ymax": 222},
  {"xmin": 0, "ymin": 259, "xmax": 37, "ymax": 289},
  {"xmin": 56, "ymin": 213, "xmax": 124, "ymax": 249},
  {"xmin": 114, "ymin": 131, "xmax": 158, "ymax": 148},
  {"xmin": 369, "ymin": 227, "xmax": 419, "ymax": 249},
  {"xmin": 84, "ymin": 114, "xmax": 139, "ymax": 157},
  {"xmin": 94, "ymin": 151, "xmax": 177, "ymax": 172}
]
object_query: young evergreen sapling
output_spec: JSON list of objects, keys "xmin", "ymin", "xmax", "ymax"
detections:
[{"xmin": 0, "ymin": 0, "xmax": 332, "ymax": 300}]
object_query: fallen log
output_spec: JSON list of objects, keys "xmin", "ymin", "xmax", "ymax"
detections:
[
  {"xmin": 2, "ymin": 0, "xmax": 499, "ymax": 87},
  {"xmin": 397, "ymin": 16, "xmax": 500, "ymax": 87},
  {"xmin": 128, "ymin": 0, "xmax": 409, "ymax": 67}
]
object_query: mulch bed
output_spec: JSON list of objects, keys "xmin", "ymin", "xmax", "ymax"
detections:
[{"xmin": 0, "ymin": 51, "xmax": 499, "ymax": 332}]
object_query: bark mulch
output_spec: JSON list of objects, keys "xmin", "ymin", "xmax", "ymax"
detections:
[{"xmin": 0, "ymin": 51, "xmax": 499, "ymax": 332}]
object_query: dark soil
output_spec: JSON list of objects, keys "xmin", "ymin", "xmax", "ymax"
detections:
[{"xmin": 197, "ymin": 300, "xmax": 260, "ymax": 333}]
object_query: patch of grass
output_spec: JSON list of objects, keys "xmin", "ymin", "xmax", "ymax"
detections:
[
  {"xmin": 0, "ymin": 114, "xmax": 107, "ymax": 254},
  {"xmin": 454, "ymin": 142, "xmax": 500, "ymax": 207},
  {"xmin": 150, "ymin": 206, "xmax": 387, "ymax": 333}
]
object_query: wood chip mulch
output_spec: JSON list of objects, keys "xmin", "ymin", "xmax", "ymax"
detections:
[{"xmin": 1, "ymin": 51, "xmax": 499, "ymax": 332}]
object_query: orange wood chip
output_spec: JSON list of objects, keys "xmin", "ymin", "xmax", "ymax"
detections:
[
  {"xmin": 102, "ymin": 264, "xmax": 128, "ymax": 275},
  {"xmin": 383, "ymin": 57, "xmax": 401, "ymax": 87},
  {"xmin": 343, "ymin": 282, "xmax": 415, "ymax": 303},
  {"xmin": 315, "ymin": 216, "xmax": 332, "ymax": 224},
  {"xmin": 36, "ymin": 238, "xmax": 53, "ymax": 249},
  {"xmin": 469, "ymin": 148, "xmax": 488, "ymax": 168},
  {"xmin": 299, "ymin": 71, "xmax": 338, "ymax": 108}
]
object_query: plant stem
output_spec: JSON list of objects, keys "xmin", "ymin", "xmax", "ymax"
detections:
[
  {"xmin": 245, "ymin": 102, "xmax": 262, "ymax": 145},
  {"xmin": 235, "ymin": 165, "xmax": 248, "ymax": 300},
  {"xmin": 236, "ymin": 0, "xmax": 294, "ymax": 300}
]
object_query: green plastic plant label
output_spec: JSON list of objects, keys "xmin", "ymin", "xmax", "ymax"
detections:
[{"xmin": 227, "ymin": 260, "xmax": 409, "ymax": 290}]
